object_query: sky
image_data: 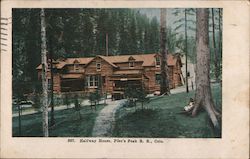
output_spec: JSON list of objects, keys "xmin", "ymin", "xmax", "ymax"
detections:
[
  {"xmin": 138, "ymin": 8, "xmax": 222, "ymax": 38},
  {"xmin": 137, "ymin": 8, "xmax": 195, "ymax": 37},
  {"xmin": 137, "ymin": 8, "xmax": 178, "ymax": 26}
]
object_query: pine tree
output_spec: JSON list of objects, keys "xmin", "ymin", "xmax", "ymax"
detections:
[
  {"xmin": 128, "ymin": 11, "xmax": 138, "ymax": 54},
  {"xmin": 136, "ymin": 12, "xmax": 146, "ymax": 53},
  {"xmin": 172, "ymin": 8, "xmax": 196, "ymax": 93},
  {"xmin": 192, "ymin": 8, "xmax": 220, "ymax": 129},
  {"xmin": 118, "ymin": 9, "xmax": 130, "ymax": 54},
  {"xmin": 210, "ymin": 8, "xmax": 219, "ymax": 82},
  {"xmin": 40, "ymin": 8, "xmax": 49, "ymax": 137},
  {"xmin": 143, "ymin": 17, "xmax": 151, "ymax": 54},
  {"xmin": 218, "ymin": 8, "xmax": 222, "ymax": 74},
  {"xmin": 160, "ymin": 8, "xmax": 170, "ymax": 95},
  {"xmin": 25, "ymin": 9, "xmax": 41, "ymax": 83},
  {"xmin": 149, "ymin": 17, "xmax": 160, "ymax": 53}
]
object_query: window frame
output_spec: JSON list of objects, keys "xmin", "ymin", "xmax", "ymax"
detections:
[
  {"xmin": 96, "ymin": 61, "xmax": 101, "ymax": 71},
  {"xmin": 155, "ymin": 73, "xmax": 161, "ymax": 85},
  {"xmin": 86, "ymin": 75, "xmax": 99, "ymax": 88},
  {"xmin": 155, "ymin": 56, "xmax": 161, "ymax": 67},
  {"xmin": 129, "ymin": 61, "xmax": 135, "ymax": 68},
  {"xmin": 74, "ymin": 63, "xmax": 80, "ymax": 72}
]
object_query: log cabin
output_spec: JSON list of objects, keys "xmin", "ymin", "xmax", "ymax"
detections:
[{"xmin": 36, "ymin": 53, "xmax": 183, "ymax": 98}]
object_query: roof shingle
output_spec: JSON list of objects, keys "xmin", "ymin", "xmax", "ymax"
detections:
[{"xmin": 36, "ymin": 53, "xmax": 180, "ymax": 70}]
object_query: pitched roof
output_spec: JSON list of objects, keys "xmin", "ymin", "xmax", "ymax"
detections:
[
  {"xmin": 98, "ymin": 53, "xmax": 179, "ymax": 67},
  {"xmin": 36, "ymin": 57, "xmax": 93, "ymax": 70},
  {"xmin": 36, "ymin": 53, "xmax": 180, "ymax": 70},
  {"xmin": 99, "ymin": 54, "xmax": 155, "ymax": 66},
  {"xmin": 65, "ymin": 57, "xmax": 93, "ymax": 64},
  {"xmin": 167, "ymin": 54, "xmax": 179, "ymax": 66},
  {"xmin": 91, "ymin": 55, "xmax": 118, "ymax": 68}
]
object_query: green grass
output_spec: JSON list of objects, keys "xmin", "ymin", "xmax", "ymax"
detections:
[
  {"xmin": 112, "ymin": 84, "xmax": 222, "ymax": 138},
  {"xmin": 12, "ymin": 104, "xmax": 105, "ymax": 137}
]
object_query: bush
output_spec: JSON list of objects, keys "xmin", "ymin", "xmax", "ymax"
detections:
[
  {"xmin": 124, "ymin": 85, "xmax": 150, "ymax": 109},
  {"xmin": 136, "ymin": 88, "xmax": 148, "ymax": 110},
  {"xmin": 88, "ymin": 89, "xmax": 101, "ymax": 110},
  {"xmin": 33, "ymin": 93, "xmax": 41, "ymax": 111},
  {"xmin": 74, "ymin": 95, "xmax": 81, "ymax": 120},
  {"xmin": 63, "ymin": 94, "xmax": 70, "ymax": 109}
]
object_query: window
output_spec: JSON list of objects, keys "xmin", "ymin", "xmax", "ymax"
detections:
[
  {"xmin": 155, "ymin": 56, "xmax": 161, "ymax": 67},
  {"xmin": 128, "ymin": 56, "xmax": 135, "ymax": 68},
  {"xmin": 94, "ymin": 76, "xmax": 99, "ymax": 86},
  {"xmin": 155, "ymin": 73, "xmax": 161, "ymax": 85},
  {"xmin": 90, "ymin": 76, "xmax": 94, "ymax": 86},
  {"xmin": 74, "ymin": 63, "xmax": 80, "ymax": 72},
  {"xmin": 86, "ymin": 75, "xmax": 99, "ymax": 88},
  {"xmin": 48, "ymin": 79, "xmax": 52, "ymax": 90},
  {"xmin": 96, "ymin": 61, "xmax": 101, "ymax": 71},
  {"xmin": 129, "ymin": 61, "xmax": 134, "ymax": 68}
]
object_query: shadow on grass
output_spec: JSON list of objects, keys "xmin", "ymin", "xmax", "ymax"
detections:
[
  {"xmin": 12, "ymin": 104, "xmax": 105, "ymax": 137},
  {"xmin": 113, "ymin": 108, "xmax": 220, "ymax": 138},
  {"xmin": 113, "ymin": 84, "xmax": 222, "ymax": 138}
]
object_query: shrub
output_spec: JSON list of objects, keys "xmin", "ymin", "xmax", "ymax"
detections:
[
  {"xmin": 88, "ymin": 89, "xmax": 101, "ymax": 110},
  {"xmin": 74, "ymin": 95, "xmax": 81, "ymax": 120},
  {"xmin": 64, "ymin": 94, "xmax": 70, "ymax": 109}
]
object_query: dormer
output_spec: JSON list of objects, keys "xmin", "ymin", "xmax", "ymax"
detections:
[
  {"xmin": 128, "ymin": 56, "xmax": 135, "ymax": 68},
  {"xmin": 155, "ymin": 54, "xmax": 161, "ymax": 67},
  {"xmin": 73, "ymin": 59, "xmax": 80, "ymax": 72}
]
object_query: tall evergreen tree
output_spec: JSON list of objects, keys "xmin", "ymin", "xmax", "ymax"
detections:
[
  {"xmin": 160, "ymin": 8, "xmax": 170, "ymax": 95},
  {"xmin": 218, "ymin": 8, "xmax": 222, "ymax": 79},
  {"xmin": 172, "ymin": 8, "xmax": 196, "ymax": 93},
  {"xmin": 79, "ymin": 9, "xmax": 95, "ymax": 56},
  {"xmin": 143, "ymin": 17, "xmax": 151, "ymax": 54},
  {"xmin": 166, "ymin": 27, "xmax": 178, "ymax": 53},
  {"xmin": 13, "ymin": 9, "xmax": 29, "ymax": 85},
  {"xmin": 40, "ymin": 8, "xmax": 49, "ymax": 137},
  {"xmin": 149, "ymin": 17, "xmax": 160, "ymax": 53},
  {"xmin": 136, "ymin": 12, "xmax": 146, "ymax": 53},
  {"xmin": 118, "ymin": 9, "xmax": 130, "ymax": 54},
  {"xmin": 211, "ymin": 8, "xmax": 219, "ymax": 82},
  {"xmin": 128, "ymin": 11, "xmax": 138, "ymax": 54},
  {"xmin": 192, "ymin": 8, "xmax": 220, "ymax": 128},
  {"xmin": 25, "ymin": 9, "xmax": 41, "ymax": 83}
]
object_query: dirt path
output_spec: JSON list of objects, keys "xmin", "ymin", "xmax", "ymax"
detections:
[{"xmin": 92, "ymin": 99, "xmax": 126, "ymax": 137}]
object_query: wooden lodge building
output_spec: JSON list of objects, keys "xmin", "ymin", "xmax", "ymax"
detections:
[{"xmin": 37, "ymin": 53, "xmax": 183, "ymax": 98}]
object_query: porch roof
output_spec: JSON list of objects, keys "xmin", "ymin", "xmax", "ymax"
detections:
[
  {"xmin": 61, "ymin": 74, "xmax": 84, "ymax": 79},
  {"xmin": 113, "ymin": 70, "xmax": 142, "ymax": 75}
]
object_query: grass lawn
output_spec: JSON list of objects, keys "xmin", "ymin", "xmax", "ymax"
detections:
[
  {"xmin": 112, "ymin": 83, "xmax": 222, "ymax": 138},
  {"xmin": 12, "ymin": 104, "xmax": 105, "ymax": 137}
]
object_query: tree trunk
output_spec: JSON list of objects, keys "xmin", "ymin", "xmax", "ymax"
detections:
[
  {"xmin": 184, "ymin": 9, "xmax": 189, "ymax": 93},
  {"xmin": 106, "ymin": 33, "xmax": 109, "ymax": 56},
  {"xmin": 40, "ymin": 8, "xmax": 49, "ymax": 137},
  {"xmin": 49, "ymin": 32, "xmax": 55, "ymax": 127},
  {"xmin": 18, "ymin": 104, "xmax": 22, "ymax": 136},
  {"xmin": 160, "ymin": 8, "xmax": 170, "ymax": 95},
  {"xmin": 218, "ymin": 8, "xmax": 222, "ymax": 82},
  {"xmin": 192, "ymin": 9, "xmax": 220, "ymax": 129},
  {"xmin": 212, "ymin": 8, "xmax": 219, "ymax": 82}
]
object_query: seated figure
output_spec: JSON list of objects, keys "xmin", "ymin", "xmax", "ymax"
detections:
[{"xmin": 184, "ymin": 98, "xmax": 195, "ymax": 112}]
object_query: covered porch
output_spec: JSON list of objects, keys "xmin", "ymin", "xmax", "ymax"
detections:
[
  {"xmin": 110, "ymin": 70, "xmax": 144, "ymax": 100},
  {"xmin": 60, "ymin": 73, "xmax": 85, "ymax": 92}
]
